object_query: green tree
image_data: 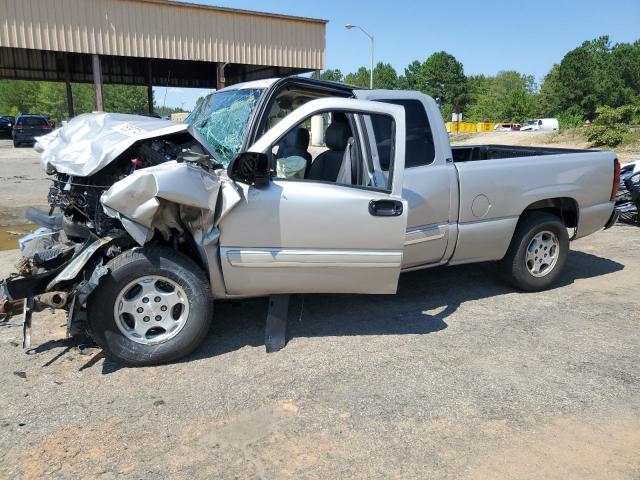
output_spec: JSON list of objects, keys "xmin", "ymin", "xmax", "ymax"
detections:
[
  {"xmin": 36, "ymin": 82, "xmax": 65, "ymax": 120},
  {"xmin": 344, "ymin": 67, "xmax": 371, "ymax": 88},
  {"xmin": 586, "ymin": 104, "xmax": 640, "ymax": 147},
  {"xmin": 465, "ymin": 71, "xmax": 537, "ymax": 122},
  {"xmin": 311, "ymin": 69, "xmax": 344, "ymax": 82},
  {"xmin": 372, "ymin": 62, "xmax": 398, "ymax": 89},
  {"xmin": 397, "ymin": 60, "xmax": 422, "ymax": 90},
  {"xmin": 0, "ymin": 80, "xmax": 152, "ymax": 121},
  {"xmin": 345, "ymin": 63, "xmax": 398, "ymax": 89},
  {"xmin": 464, "ymin": 75, "xmax": 499, "ymax": 121},
  {"xmin": 0, "ymin": 80, "xmax": 40, "ymax": 115},
  {"xmin": 421, "ymin": 51, "xmax": 467, "ymax": 119},
  {"xmin": 539, "ymin": 64, "xmax": 565, "ymax": 117},
  {"xmin": 104, "ymin": 84, "xmax": 149, "ymax": 114},
  {"xmin": 72, "ymin": 83, "xmax": 98, "ymax": 114},
  {"xmin": 611, "ymin": 40, "xmax": 640, "ymax": 105},
  {"xmin": 540, "ymin": 36, "xmax": 640, "ymax": 119}
]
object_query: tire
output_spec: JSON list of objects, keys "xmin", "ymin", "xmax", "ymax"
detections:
[
  {"xmin": 498, "ymin": 211, "xmax": 569, "ymax": 292},
  {"xmin": 13, "ymin": 140, "xmax": 20, "ymax": 148},
  {"xmin": 88, "ymin": 246, "xmax": 213, "ymax": 366}
]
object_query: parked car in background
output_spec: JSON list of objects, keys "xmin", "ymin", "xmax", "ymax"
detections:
[
  {"xmin": 0, "ymin": 115, "xmax": 14, "ymax": 137},
  {"xmin": 12, "ymin": 114, "xmax": 53, "ymax": 147},
  {"xmin": 493, "ymin": 122, "xmax": 522, "ymax": 132},
  {"xmin": 520, "ymin": 118, "xmax": 559, "ymax": 132}
]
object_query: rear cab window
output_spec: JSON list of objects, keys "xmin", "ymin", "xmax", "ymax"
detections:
[
  {"xmin": 19, "ymin": 117, "xmax": 48, "ymax": 127},
  {"xmin": 369, "ymin": 99, "xmax": 435, "ymax": 170}
]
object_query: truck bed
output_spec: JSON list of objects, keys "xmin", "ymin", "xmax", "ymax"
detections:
[{"xmin": 451, "ymin": 144, "xmax": 588, "ymax": 162}]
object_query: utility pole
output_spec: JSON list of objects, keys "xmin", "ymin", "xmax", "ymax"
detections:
[{"xmin": 345, "ymin": 24, "xmax": 375, "ymax": 89}]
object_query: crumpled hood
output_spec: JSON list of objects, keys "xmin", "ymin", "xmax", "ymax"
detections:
[
  {"xmin": 36, "ymin": 112, "xmax": 190, "ymax": 177},
  {"xmin": 100, "ymin": 161, "xmax": 241, "ymax": 245}
]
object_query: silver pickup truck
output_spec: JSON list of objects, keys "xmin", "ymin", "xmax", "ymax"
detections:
[{"xmin": 0, "ymin": 77, "xmax": 620, "ymax": 365}]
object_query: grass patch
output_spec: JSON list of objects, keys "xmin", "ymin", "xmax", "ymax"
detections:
[
  {"xmin": 542, "ymin": 128, "xmax": 586, "ymax": 145},
  {"xmin": 619, "ymin": 127, "xmax": 640, "ymax": 148}
]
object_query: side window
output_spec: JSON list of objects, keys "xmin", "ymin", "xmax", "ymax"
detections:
[
  {"xmin": 262, "ymin": 88, "xmax": 336, "ymax": 136},
  {"xmin": 371, "ymin": 99, "xmax": 435, "ymax": 169},
  {"xmin": 271, "ymin": 110, "xmax": 395, "ymax": 192}
]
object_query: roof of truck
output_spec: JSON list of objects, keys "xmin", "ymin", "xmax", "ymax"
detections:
[
  {"xmin": 218, "ymin": 76, "xmax": 364, "ymax": 93},
  {"xmin": 217, "ymin": 79, "xmax": 280, "ymax": 92}
]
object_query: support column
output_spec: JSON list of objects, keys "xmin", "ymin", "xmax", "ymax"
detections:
[
  {"xmin": 63, "ymin": 54, "xmax": 74, "ymax": 118},
  {"xmin": 92, "ymin": 54, "xmax": 104, "ymax": 111},
  {"xmin": 147, "ymin": 60, "xmax": 154, "ymax": 114},
  {"xmin": 216, "ymin": 62, "xmax": 227, "ymax": 90}
]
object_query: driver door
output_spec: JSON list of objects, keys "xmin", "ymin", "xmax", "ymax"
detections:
[{"xmin": 218, "ymin": 98, "xmax": 408, "ymax": 296}]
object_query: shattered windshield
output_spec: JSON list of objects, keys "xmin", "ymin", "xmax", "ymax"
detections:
[{"xmin": 186, "ymin": 88, "xmax": 264, "ymax": 166}]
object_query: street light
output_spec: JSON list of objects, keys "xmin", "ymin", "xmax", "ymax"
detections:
[{"xmin": 345, "ymin": 24, "xmax": 374, "ymax": 89}]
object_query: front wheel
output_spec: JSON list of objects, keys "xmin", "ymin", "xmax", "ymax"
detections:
[
  {"xmin": 88, "ymin": 246, "xmax": 213, "ymax": 366},
  {"xmin": 498, "ymin": 212, "xmax": 569, "ymax": 291}
]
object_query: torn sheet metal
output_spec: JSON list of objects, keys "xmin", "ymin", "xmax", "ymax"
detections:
[
  {"xmin": 46, "ymin": 236, "xmax": 115, "ymax": 290},
  {"xmin": 36, "ymin": 112, "xmax": 189, "ymax": 177},
  {"xmin": 100, "ymin": 161, "xmax": 241, "ymax": 245}
]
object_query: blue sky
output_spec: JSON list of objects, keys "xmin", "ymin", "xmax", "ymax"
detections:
[{"xmin": 156, "ymin": 0, "xmax": 640, "ymax": 110}]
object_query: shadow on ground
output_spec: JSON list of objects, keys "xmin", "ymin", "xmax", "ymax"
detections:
[
  {"xmin": 187, "ymin": 249, "xmax": 624, "ymax": 363},
  {"xmin": 28, "ymin": 249, "xmax": 622, "ymax": 373}
]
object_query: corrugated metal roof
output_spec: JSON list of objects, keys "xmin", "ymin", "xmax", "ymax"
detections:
[
  {"xmin": 0, "ymin": 0, "xmax": 326, "ymax": 69},
  {"xmin": 135, "ymin": 0, "xmax": 328, "ymax": 24}
]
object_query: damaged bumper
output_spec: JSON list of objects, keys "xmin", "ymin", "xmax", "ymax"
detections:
[{"xmin": 0, "ymin": 221, "xmax": 121, "ymax": 347}]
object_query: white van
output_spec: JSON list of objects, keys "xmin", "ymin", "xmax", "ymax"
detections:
[{"xmin": 521, "ymin": 118, "xmax": 559, "ymax": 132}]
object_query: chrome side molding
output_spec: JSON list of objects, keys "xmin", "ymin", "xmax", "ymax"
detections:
[
  {"xmin": 404, "ymin": 225, "xmax": 445, "ymax": 246},
  {"xmin": 224, "ymin": 248, "xmax": 402, "ymax": 268}
]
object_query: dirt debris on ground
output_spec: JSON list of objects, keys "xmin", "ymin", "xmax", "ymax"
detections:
[{"xmin": 0, "ymin": 225, "xmax": 639, "ymax": 479}]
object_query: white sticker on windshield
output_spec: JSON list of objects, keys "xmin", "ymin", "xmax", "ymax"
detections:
[{"xmin": 112, "ymin": 123, "xmax": 146, "ymax": 136}]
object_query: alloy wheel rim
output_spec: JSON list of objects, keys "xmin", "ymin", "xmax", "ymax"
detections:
[
  {"xmin": 525, "ymin": 230, "xmax": 559, "ymax": 278},
  {"xmin": 113, "ymin": 275, "xmax": 190, "ymax": 345}
]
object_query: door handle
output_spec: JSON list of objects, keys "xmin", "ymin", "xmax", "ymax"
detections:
[{"xmin": 369, "ymin": 199, "xmax": 403, "ymax": 217}]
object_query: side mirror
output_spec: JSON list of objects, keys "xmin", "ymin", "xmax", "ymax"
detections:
[{"xmin": 227, "ymin": 151, "xmax": 270, "ymax": 188}]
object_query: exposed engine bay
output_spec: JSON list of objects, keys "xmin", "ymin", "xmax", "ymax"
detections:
[{"xmin": 47, "ymin": 133, "xmax": 200, "ymax": 236}]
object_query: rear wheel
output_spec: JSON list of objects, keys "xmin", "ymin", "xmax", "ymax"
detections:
[
  {"xmin": 498, "ymin": 212, "xmax": 569, "ymax": 291},
  {"xmin": 88, "ymin": 246, "xmax": 213, "ymax": 366},
  {"xmin": 13, "ymin": 140, "xmax": 20, "ymax": 148}
]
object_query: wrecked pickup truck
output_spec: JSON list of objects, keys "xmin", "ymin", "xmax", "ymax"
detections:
[{"xmin": 0, "ymin": 77, "xmax": 620, "ymax": 365}]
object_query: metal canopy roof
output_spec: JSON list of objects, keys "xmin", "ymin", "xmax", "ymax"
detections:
[{"xmin": 0, "ymin": 0, "xmax": 326, "ymax": 81}]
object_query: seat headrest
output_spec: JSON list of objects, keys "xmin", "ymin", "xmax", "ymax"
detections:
[
  {"xmin": 325, "ymin": 122, "xmax": 351, "ymax": 151},
  {"xmin": 282, "ymin": 127, "xmax": 310, "ymax": 148}
]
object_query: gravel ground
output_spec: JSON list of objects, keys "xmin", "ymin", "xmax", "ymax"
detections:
[
  {"xmin": 0, "ymin": 140, "xmax": 50, "ymax": 226},
  {"xmin": 0, "ymin": 225, "xmax": 639, "ymax": 479}
]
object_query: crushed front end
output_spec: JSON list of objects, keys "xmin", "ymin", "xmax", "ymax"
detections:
[{"xmin": 0, "ymin": 112, "xmax": 239, "ymax": 350}]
